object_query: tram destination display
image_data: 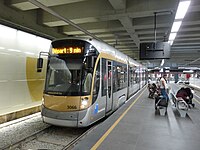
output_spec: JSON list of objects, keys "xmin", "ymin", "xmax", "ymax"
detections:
[{"xmin": 52, "ymin": 47, "xmax": 83, "ymax": 54}]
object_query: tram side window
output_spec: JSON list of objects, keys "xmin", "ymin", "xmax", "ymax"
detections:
[
  {"xmin": 102, "ymin": 58, "xmax": 107, "ymax": 96},
  {"xmin": 116, "ymin": 63, "xmax": 126, "ymax": 90},
  {"xmin": 134, "ymin": 69, "xmax": 139, "ymax": 83},
  {"xmin": 142, "ymin": 72, "xmax": 145, "ymax": 81},
  {"xmin": 120, "ymin": 66, "xmax": 124, "ymax": 89},
  {"xmin": 145, "ymin": 71, "xmax": 148, "ymax": 83},
  {"xmin": 112, "ymin": 63, "xmax": 117, "ymax": 92},
  {"xmin": 129, "ymin": 67, "xmax": 133, "ymax": 85},
  {"xmin": 123, "ymin": 65, "xmax": 127, "ymax": 87},
  {"xmin": 116, "ymin": 65, "xmax": 121, "ymax": 90},
  {"xmin": 93, "ymin": 61, "xmax": 100, "ymax": 96},
  {"xmin": 92, "ymin": 61, "xmax": 100, "ymax": 103},
  {"xmin": 132, "ymin": 68, "xmax": 135, "ymax": 84},
  {"xmin": 132, "ymin": 67, "xmax": 137, "ymax": 84}
]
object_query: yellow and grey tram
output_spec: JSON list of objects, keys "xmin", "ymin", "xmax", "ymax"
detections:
[{"xmin": 38, "ymin": 37, "xmax": 146, "ymax": 127}]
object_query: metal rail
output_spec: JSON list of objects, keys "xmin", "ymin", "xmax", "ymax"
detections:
[
  {"xmin": 3, "ymin": 125, "xmax": 51, "ymax": 149},
  {"xmin": 3, "ymin": 119, "xmax": 103, "ymax": 149},
  {"xmin": 62, "ymin": 124, "xmax": 99, "ymax": 150}
]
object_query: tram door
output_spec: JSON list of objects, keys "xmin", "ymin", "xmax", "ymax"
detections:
[{"xmin": 106, "ymin": 60, "xmax": 113, "ymax": 113}]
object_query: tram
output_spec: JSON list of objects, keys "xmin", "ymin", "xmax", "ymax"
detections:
[{"xmin": 37, "ymin": 37, "xmax": 146, "ymax": 127}]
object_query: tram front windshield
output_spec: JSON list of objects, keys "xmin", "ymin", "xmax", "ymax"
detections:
[
  {"xmin": 44, "ymin": 40, "xmax": 96, "ymax": 96},
  {"xmin": 45, "ymin": 56, "xmax": 93, "ymax": 96}
]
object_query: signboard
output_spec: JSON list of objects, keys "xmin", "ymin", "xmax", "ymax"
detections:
[
  {"xmin": 140, "ymin": 42, "xmax": 170, "ymax": 60},
  {"xmin": 52, "ymin": 47, "xmax": 83, "ymax": 54}
]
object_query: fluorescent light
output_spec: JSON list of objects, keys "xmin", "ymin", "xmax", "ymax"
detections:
[
  {"xmin": 175, "ymin": 1, "xmax": 191, "ymax": 19},
  {"xmin": 169, "ymin": 33, "xmax": 177, "ymax": 41},
  {"xmin": 168, "ymin": 1, "xmax": 191, "ymax": 45},
  {"xmin": 7, "ymin": 49, "xmax": 21, "ymax": 52},
  {"xmin": 171, "ymin": 21, "xmax": 182, "ymax": 32},
  {"xmin": 168, "ymin": 40, "xmax": 174, "ymax": 46},
  {"xmin": 160, "ymin": 59, "xmax": 165, "ymax": 66},
  {"xmin": 183, "ymin": 70, "xmax": 193, "ymax": 73}
]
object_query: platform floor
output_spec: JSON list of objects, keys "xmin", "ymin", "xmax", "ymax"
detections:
[
  {"xmin": 0, "ymin": 101, "xmax": 41, "ymax": 124},
  {"xmin": 73, "ymin": 84, "xmax": 200, "ymax": 150}
]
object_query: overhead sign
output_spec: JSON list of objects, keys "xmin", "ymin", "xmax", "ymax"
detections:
[{"xmin": 139, "ymin": 42, "xmax": 171, "ymax": 60}]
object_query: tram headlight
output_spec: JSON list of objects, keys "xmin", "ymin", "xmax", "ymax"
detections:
[{"xmin": 80, "ymin": 97, "xmax": 89, "ymax": 109}]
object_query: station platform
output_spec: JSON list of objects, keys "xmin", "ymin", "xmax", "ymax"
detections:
[
  {"xmin": 1, "ymin": 77, "xmax": 200, "ymax": 125},
  {"xmin": 189, "ymin": 77, "xmax": 200, "ymax": 91},
  {"xmin": 0, "ymin": 102, "xmax": 41, "ymax": 124},
  {"xmin": 73, "ymin": 84, "xmax": 200, "ymax": 150}
]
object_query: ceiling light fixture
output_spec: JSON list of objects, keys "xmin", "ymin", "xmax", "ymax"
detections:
[
  {"xmin": 168, "ymin": 0, "xmax": 191, "ymax": 45},
  {"xmin": 175, "ymin": 1, "xmax": 191, "ymax": 19},
  {"xmin": 169, "ymin": 33, "xmax": 177, "ymax": 41},
  {"xmin": 160, "ymin": 59, "xmax": 165, "ymax": 66},
  {"xmin": 168, "ymin": 40, "xmax": 174, "ymax": 46},
  {"xmin": 171, "ymin": 21, "xmax": 182, "ymax": 32}
]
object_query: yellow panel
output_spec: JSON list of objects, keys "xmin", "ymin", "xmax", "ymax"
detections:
[
  {"xmin": 44, "ymin": 94, "xmax": 92, "ymax": 112},
  {"xmin": 44, "ymin": 94, "xmax": 80, "ymax": 111},
  {"xmin": 26, "ymin": 57, "xmax": 47, "ymax": 101}
]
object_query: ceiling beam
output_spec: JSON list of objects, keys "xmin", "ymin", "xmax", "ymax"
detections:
[
  {"xmin": 28, "ymin": 0, "xmax": 102, "ymax": 41},
  {"xmin": 8, "ymin": 0, "xmax": 89, "ymax": 10}
]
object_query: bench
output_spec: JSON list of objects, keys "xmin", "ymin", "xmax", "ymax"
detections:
[{"xmin": 170, "ymin": 93, "xmax": 189, "ymax": 117}]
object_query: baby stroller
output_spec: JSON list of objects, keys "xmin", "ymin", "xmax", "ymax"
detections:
[
  {"xmin": 154, "ymin": 86, "xmax": 169, "ymax": 111},
  {"xmin": 148, "ymin": 83, "xmax": 157, "ymax": 98},
  {"xmin": 155, "ymin": 93, "xmax": 168, "ymax": 110},
  {"xmin": 176, "ymin": 87, "xmax": 195, "ymax": 108}
]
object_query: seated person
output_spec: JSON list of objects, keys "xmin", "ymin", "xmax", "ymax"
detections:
[
  {"xmin": 176, "ymin": 87, "xmax": 190, "ymax": 103},
  {"xmin": 185, "ymin": 87, "xmax": 193, "ymax": 100},
  {"xmin": 152, "ymin": 83, "xmax": 157, "ymax": 91},
  {"xmin": 148, "ymin": 83, "xmax": 157, "ymax": 98}
]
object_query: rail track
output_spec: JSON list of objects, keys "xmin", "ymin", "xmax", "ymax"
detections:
[
  {"xmin": 6, "ymin": 123, "xmax": 99, "ymax": 150},
  {"xmin": 1, "ymin": 113, "xmax": 101, "ymax": 150}
]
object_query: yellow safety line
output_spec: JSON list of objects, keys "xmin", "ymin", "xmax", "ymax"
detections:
[{"xmin": 91, "ymin": 89, "xmax": 146, "ymax": 150}]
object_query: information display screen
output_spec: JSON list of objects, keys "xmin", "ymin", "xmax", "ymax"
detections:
[
  {"xmin": 140, "ymin": 42, "xmax": 170, "ymax": 60},
  {"xmin": 52, "ymin": 47, "xmax": 83, "ymax": 54}
]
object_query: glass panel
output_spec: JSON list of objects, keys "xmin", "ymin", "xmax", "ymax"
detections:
[
  {"xmin": 82, "ymin": 71, "xmax": 92, "ymax": 94},
  {"xmin": 44, "ymin": 39, "xmax": 100, "ymax": 96},
  {"xmin": 45, "ymin": 57, "xmax": 82, "ymax": 96},
  {"xmin": 93, "ymin": 61, "xmax": 100, "ymax": 95},
  {"xmin": 108, "ymin": 61, "xmax": 112, "ymax": 98},
  {"xmin": 113, "ymin": 63, "xmax": 117, "ymax": 92},
  {"xmin": 102, "ymin": 59, "xmax": 107, "ymax": 96},
  {"xmin": 92, "ymin": 60, "xmax": 100, "ymax": 103},
  {"xmin": 45, "ymin": 56, "xmax": 94, "ymax": 96}
]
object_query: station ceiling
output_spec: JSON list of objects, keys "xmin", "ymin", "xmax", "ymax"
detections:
[{"xmin": 0, "ymin": 0, "xmax": 200, "ymax": 69}]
